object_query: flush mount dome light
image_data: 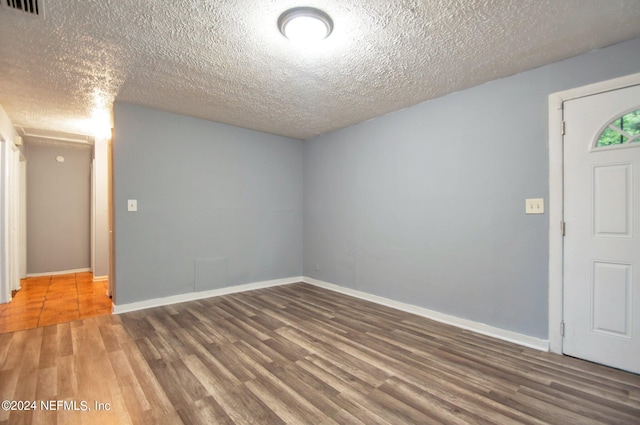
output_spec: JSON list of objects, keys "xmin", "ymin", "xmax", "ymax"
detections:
[{"xmin": 278, "ymin": 7, "xmax": 333, "ymax": 42}]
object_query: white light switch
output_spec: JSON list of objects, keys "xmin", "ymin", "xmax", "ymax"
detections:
[
  {"xmin": 525, "ymin": 198, "xmax": 544, "ymax": 214},
  {"xmin": 127, "ymin": 199, "xmax": 138, "ymax": 212}
]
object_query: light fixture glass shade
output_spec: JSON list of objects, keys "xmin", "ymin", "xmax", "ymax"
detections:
[{"xmin": 278, "ymin": 7, "xmax": 333, "ymax": 42}]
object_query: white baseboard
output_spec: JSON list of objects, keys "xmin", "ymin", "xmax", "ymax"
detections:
[
  {"xmin": 92, "ymin": 275, "xmax": 108, "ymax": 282},
  {"xmin": 111, "ymin": 274, "xmax": 549, "ymax": 351},
  {"xmin": 27, "ymin": 268, "xmax": 92, "ymax": 277},
  {"xmin": 303, "ymin": 276, "xmax": 549, "ymax": 352},
  {"xmin": 113, "ymin": 276, "xmax": 303, "ymax": 314}
]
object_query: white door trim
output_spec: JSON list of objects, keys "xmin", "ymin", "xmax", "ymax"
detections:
[
  {"xmin": 0, "ymin": 137, "xmax": 8, "ymax": 304},
  {"xmin": 19, "ymin": 156, "xmax": 26, "ymax": 279},
  {"xmin": 548, "ymin": 72, "xmax": 640, "ymax": 353}
]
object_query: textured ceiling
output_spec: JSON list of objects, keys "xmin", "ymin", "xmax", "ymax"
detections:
[{"xmin": 1, "ymin": 0, "xmax": 640, "ymax": 140}]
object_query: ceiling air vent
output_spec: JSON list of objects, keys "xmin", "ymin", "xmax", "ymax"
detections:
[{"xmin": 5, "ymin": 0, "xmax": 41, "ymax": 16}]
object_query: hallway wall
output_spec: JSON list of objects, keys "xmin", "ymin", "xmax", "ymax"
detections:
[{"xmin": 26, "ymin": 141, "xmax": 92, "ymax": 274}]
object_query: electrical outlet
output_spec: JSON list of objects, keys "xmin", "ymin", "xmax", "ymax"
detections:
[
  {"xmin": 525, "ymin": 198, "xmax": 544, "ymax": 214},
  {"xmin": 127, "ymin": 199, "xmax": 138, "ymax": 212}
]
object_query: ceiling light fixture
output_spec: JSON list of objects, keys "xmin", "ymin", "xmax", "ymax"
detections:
[{"xmin": 278, "ymin": 7, "xmax": 333, "ymax": 43}]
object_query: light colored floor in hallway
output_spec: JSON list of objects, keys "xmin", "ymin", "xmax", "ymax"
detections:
[{"xmin": 0, "ymin": 272, "xmax": 112, "ymax": 334}]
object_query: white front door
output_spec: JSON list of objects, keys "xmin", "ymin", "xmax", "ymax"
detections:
[{"xmin": 563, "ymin": 84, "xmax": 640, "ymax": 374}]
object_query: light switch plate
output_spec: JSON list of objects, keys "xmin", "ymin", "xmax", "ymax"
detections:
[
  {"xmin": 525, "ymin": 198, "xmax": 544, "ymax": 214},
  {"xmin": 127, "ymin": 199, "xmax": 138, "ymax": 212}
]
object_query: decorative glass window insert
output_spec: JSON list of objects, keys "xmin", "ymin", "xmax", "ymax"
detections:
[{"xmin": 595, "ymin": 109, "xmax": 640, "ymax": 148}]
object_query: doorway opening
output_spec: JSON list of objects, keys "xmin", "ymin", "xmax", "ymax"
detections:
[{"xmin": 0, "ymin": 130, "xmax": 113, "ymax": 333}]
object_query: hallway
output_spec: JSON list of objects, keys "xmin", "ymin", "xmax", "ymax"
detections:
[{"xmin": 0, "ymin": 272, "xmax": 112, "ymax": 333}]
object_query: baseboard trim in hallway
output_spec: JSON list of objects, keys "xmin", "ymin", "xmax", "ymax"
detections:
[{"xmin": 26, "ymin": 268, "xmax": 92, "ymax": 277}]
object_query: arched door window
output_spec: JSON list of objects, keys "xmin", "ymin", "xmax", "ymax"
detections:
[{"xmin": 594, "ymin": 109, "xmax": 640, "ymax": 149}]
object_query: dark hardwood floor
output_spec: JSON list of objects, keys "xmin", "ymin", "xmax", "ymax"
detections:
[{"xmin": 1, "ymin": 283, "xmax": 639, "ymax": 424}]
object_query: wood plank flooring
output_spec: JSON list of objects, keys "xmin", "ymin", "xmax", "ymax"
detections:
[
  {"xmin": 1, "ymin": 283, "xmax": 639, "ymax": 424},
  {"xmin": 0, "ymin": 273, "xmax": 112, "ymax": 334}
]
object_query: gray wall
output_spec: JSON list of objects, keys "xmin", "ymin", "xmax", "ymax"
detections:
[
  {"xmin": 26, "ymin": 142, "xmax": 92, "ymax": 274},
  {"xmin": 304, "ymin": 36, "xmax": 640, "ymax": 339},
  {"xmin": 113, "ymin": 102, "xmax": 303, "ymax": 304}
]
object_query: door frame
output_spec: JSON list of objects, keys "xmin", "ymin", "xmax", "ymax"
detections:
[
  {"xmin": 0, "ymin": 137, "xmax": 21, "ymax": 304},
  {"xmin": 0, "ymin": 136, "xmax": 7, "ymax": 304},
  {"xmin": 548, "ymin": 71, "xmax": 640, "ymax": 354}
]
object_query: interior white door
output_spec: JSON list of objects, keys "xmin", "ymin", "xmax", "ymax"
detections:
[{"xmin": 563, "ymin": 84, "xmax": 640, "ymax": 374}]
